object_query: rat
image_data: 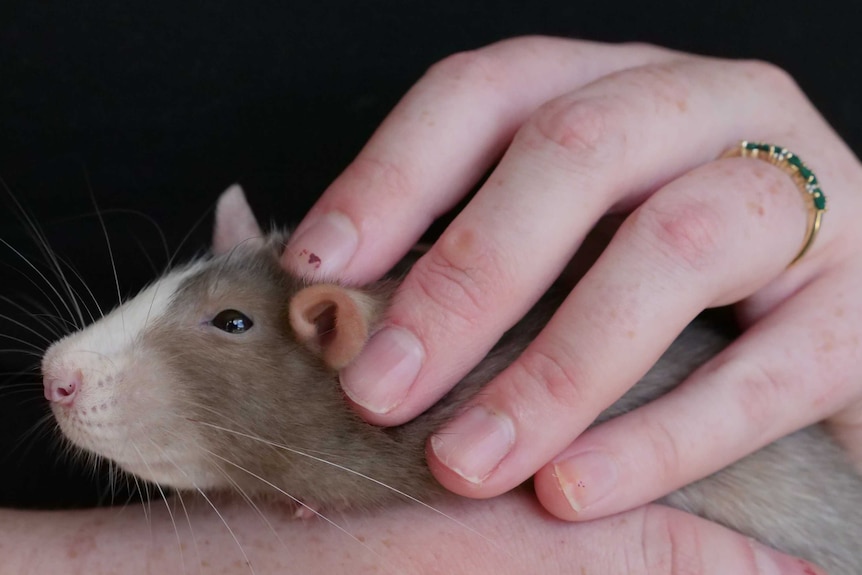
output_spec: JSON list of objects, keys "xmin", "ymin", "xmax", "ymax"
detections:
[{"xmin": 41, "ymin": 185, "xmax": 862, "ymax": 573}]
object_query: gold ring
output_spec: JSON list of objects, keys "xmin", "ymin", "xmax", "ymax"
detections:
[{"xmin": 722, "ymin": 141, "xmax": 826, "ymax": 266}]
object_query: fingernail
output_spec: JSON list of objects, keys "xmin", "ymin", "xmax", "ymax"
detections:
[
  {"xmin": 340, "ymin": 327, "xmax": 424, "ymax": 414},
  {"xmin": 287, "ymin": 211, "xmax": 358, "ymax": 277},
  {"xmin": 750, "ymin": 540, "xmax": 828, "ymax": 575},
  {"xmin": 553, "ymin": 451, "xmax": 618, "ymax": 513},
  {"xmin": 430, "ymin": 405, "xmax": 515, "ymax": 484},
  {"xmin": 750, "ymin": 542, "xmax": 783, "ymax": 575}
]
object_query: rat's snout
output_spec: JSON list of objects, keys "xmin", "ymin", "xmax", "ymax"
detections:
[{"xmin": 43, "ymin": 369, "xmax": 82, "ymax": 405}]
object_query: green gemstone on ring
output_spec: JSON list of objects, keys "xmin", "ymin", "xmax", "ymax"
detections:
[
  {"xmin": 733, "ymin": 141, "xmax": 827, "ymax": 266},
  {"xmin": 813, "ymin": 190, "xmax": 826, "ymax": 210},
  {"xmin": 738, "ymin": 141, "xmax": 827, "ymax": 211}
]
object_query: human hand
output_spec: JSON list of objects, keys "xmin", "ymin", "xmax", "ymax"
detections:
[
  {"xmin": 282, "ymin": 36, "xmax": 862, "ymax": 521},
  {"xmin": 2, "ymin": 493, "xmax": 826, "ymax": 574}
]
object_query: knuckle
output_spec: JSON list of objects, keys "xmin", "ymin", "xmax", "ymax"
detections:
[
  {"xmin": 489, "ymin": 34, "xmax": 558, "ymax": 52},
  {"xmin": 512, "ymin": 343, "xmax": 586, "ymax": 410},
  {"xmin": 726, "ymin": 357, "xmax": 794, "ymax": 438},
  {"xmin": 424, "ymin": 49, "xmax": 500, "ymax": 88},
  {"xmin": 489, "ymin": 35, "xmax": 592, "ymax": 60},
  {"xmin": 521, "ymin": 95, "xmax": 616, "ymax": 159},
  {"xmin": 735, "ymin": 58, "xmax": 801, "ymax": 97},
  {"xmin": 629, "ymin": 198, "xmax": 725, "ymax": 273},
  {"xmin": 624, "ymin": 61, "xmax": 690, "ymax": 92},
  {"xmin": 641, "ymin": 506, "xmax": 707, "ymax": 575},
  {"xmin": 610, "ymin": 61, "xmax": 695, "ymax": 117},
  {"xmin": 641, "ymin": 415, "xmax": 684, "ymax": 486},
  {"xmin": 343, "ymin": 156, "xmax": 418, "ymax": 205},
  {"xmin": 408, "ymin": 230, "xmax": 505, "ymax": 329},
  {"xmin": 618, "ymin": 40, "xmax": 669, "ymax": 57}
]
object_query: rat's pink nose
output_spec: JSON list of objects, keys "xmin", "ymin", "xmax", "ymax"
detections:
[{"xmin": 43, "ymin": 370, "xmax": 82, "ymax": 405}]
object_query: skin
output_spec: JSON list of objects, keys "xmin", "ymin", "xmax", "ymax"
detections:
[
  {"xmin": 0, "ymin": 494, "xmax": 824, "ymax": 574},
  {"xmin": 283, "ymin": 36, "xmax": 862, "ymax": 525}
]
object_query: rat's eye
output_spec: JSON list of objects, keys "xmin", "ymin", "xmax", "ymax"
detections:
[{"xmin": 210, "ymin": 310, "xmax": 254, "ymax": 334}]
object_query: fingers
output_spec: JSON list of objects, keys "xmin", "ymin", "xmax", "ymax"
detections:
[
  {"xmin": 425, "ymin": 153, "xmax": 813, "ymax": 496},
  {"xmin": 341, "ymin": 58, "xmax": 816, "ymax": 429},
  {"xmin": 342, "ymin": 61, "xmax": 824, "ymax": 434},
  {"xmin": 534, "ymin": 264, "xmax": 862, "ymax": 520},
  {"xmin": 282, "ymin": 37, "xmax": 674, "ymax": 283}
]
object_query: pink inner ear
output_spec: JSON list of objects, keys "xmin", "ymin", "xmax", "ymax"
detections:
[
  {"xmin": 289, "ymin": 285, "xmax": 370, "ymax": 370},
  {"xmin": 303, "ymin": 301, "xmax": 338, "ymax": 346}
]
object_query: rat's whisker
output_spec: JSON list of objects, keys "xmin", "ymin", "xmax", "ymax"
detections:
[
  {"xmin": 0, "ymin": 294, "xmax": 67, "ymax": 339},
  {"xmin": 53, "ymin": 208, "xmax": 172, "ymax": 272},
  {"xmin": 84, "ymin": 175, "xmax": 124, "ymax": 334},
  {"xmin": 7, "ymin": 411, "xmax": 54, "ymax": 461},
  {"xmin": 203, "ymin": 447, "xmax": 391, "ymax": 567},
  {"xmin": 0, "ymin": 181, "xmax": 85, "ymax": 328},
  {"xmin": 128, "ymin": 466, "xmax": 152, "ymax": 531},
  {"xmin": 0, "ymin": 239, "xmax": 80, "ymax": 328},
  {"xmin": 1, "ymin": 264, "xmax": 71, "ymax": 332},
  {"xmin": 0, "ymin": 312, "xmax": 57, "ymax": 347},
  {"xmin": 133, "ymin": 442, "xmax": 188, "ymax": 575},
  {"xmin": 0, "ymin": 380, "xmax": 42, "ymax": 388},
  {"xmin": 143, "ymin": 451, "xmax": 204, "ymax": 575},
  {"xmin": 0, "ymin": 348, "xmax": 46, "ymax": 359},
  {"xmin": 168, "ymin": 203, "xmax": 215, "ymax": 271},
  {"xmin": 185, "ymin": 402, "xmax": 343, "ymax": 460},
  {"xmin": 192, "ymin": 420, "xmax": 504, "ymax": 554},
  {"xmin": 0, "ymin": 334, "xmax": 47, "ymax": 354},
  {"xmin": 172, "ymin": 488, "xmax": 203, "ymax": 575},
  {"xmin": 0, "ymin": 388, "xmax": 45, "ymax": 403},
  {"xmin": 195, "ymin": 487, "xmax": 256, "ymax": 575},
  {"xmin": 55, "ymin": 256, "xmax": 104, "ymax": 321},
  {"xmin": 131, "ymin": 234, "xmax": 162, "ymax": 278},
  {"xmin": 194, "ymin": 448, "xmax": 294, "ymax": 560},
  {"xmin": 143, "ymin": 436, "xmax": 255, "ymax": 575},
  {"xmin": 0, "ymin": 266, "xmax": 73, "ymax": 334}
]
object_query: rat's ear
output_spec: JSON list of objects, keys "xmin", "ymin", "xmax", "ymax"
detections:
[
  {"xmin": 289, "ymin": 284, "xmax": 383, "ymax": 370},
  {"xmin": 213, "ymin": 184, "xmax": 265, "ymax": 255}
]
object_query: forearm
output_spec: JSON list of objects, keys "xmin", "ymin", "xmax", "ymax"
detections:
[{"xmin": 0, "ymin": 492, "xmax": 576, "ymax": 575}]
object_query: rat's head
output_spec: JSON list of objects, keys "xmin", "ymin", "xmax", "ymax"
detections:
[{"xmin": 42, "ymin": 186, "xmax": 386, "ymax": 492}]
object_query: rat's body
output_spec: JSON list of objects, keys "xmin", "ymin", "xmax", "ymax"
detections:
[{"xmin": 42, "ymin": 187, "xmax": 862, "ymax": 573}]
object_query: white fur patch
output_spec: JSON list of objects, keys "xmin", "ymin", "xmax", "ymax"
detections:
[{"xmin": 52, "ymin": 261, "xmax": 205, "ymax": 356}]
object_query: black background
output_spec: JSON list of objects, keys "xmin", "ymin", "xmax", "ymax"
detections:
[{"xmin": 0, "ymin": 0, "xmax": 859, "ymax": 508}]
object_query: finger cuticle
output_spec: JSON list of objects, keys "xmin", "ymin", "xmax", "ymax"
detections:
[
  {"xmin": 339, "ymin": 327, "xmax": 424, "ymax": 414},
  {"xmin": 553, "ymin": 450, "xmax": 618, "ymax": 513},
  {"xmin": 286, "ymin": 211, "xmax": 359, "ymax": 277},
  {"xmin": 430, "ymin": 405, "xmax": 515, "ymax": 484}
]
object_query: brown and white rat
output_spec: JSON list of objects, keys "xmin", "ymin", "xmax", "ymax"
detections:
[{"xmin": 42, "ymin": 185, "xmax": 862, "ymax": 573}]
